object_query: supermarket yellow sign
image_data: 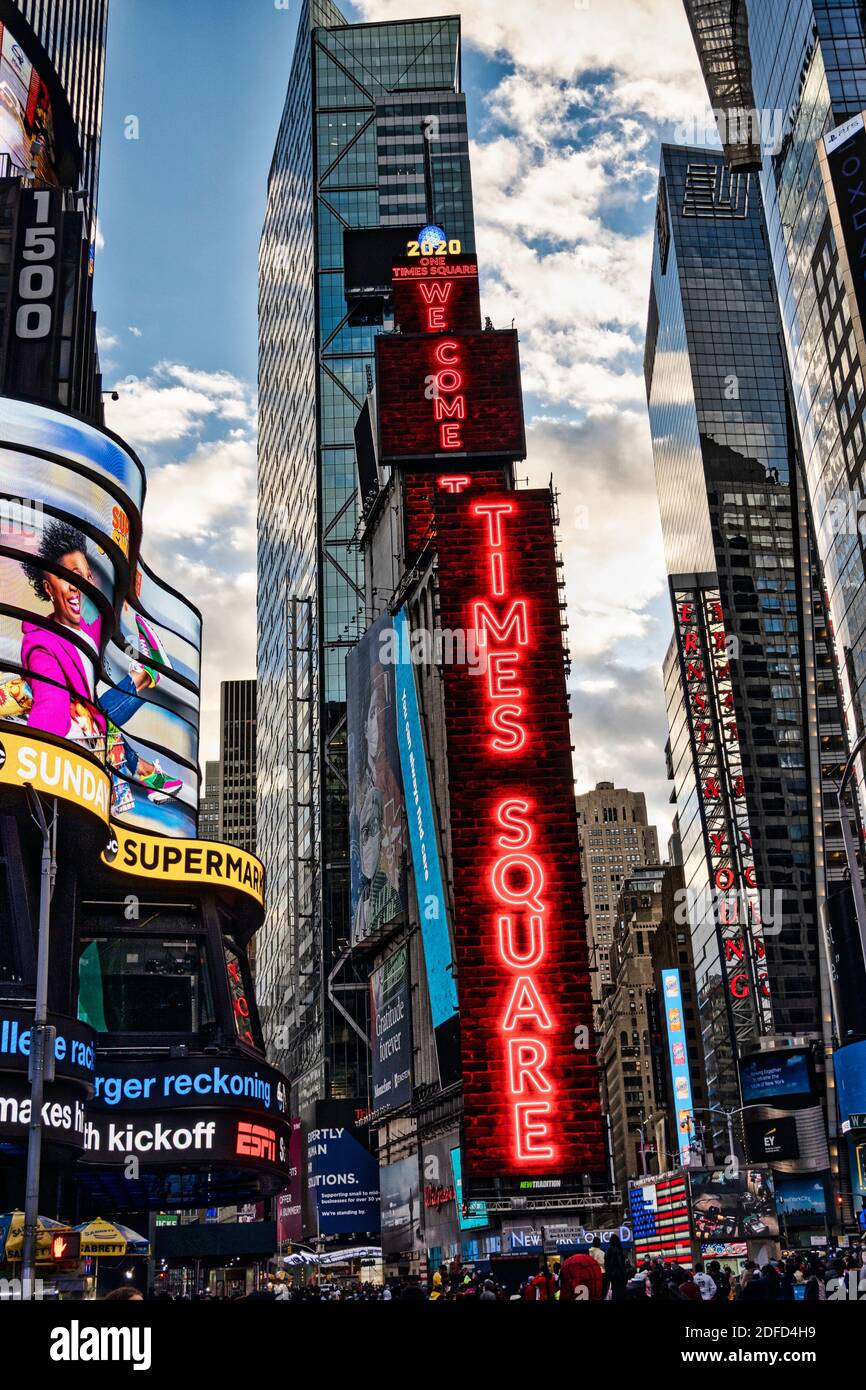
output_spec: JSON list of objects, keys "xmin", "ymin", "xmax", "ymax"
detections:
[
  {"xmin": 0, "ymin": 730, "xmax": 110, "ymax": 823},
  {"xmin": 102, "ymin": 826, "xmax": 265, "ymax": 907}
]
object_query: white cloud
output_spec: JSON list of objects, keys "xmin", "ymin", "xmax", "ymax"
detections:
[
  {"xmin": 104, "ymin": 362, "xmax": 256, "ymax": 445},
  {"xmin": 128, "ymin": 325, "xmax": 143, "ymax": 338}
]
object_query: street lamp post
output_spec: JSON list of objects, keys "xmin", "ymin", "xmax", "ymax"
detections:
[{"xmin": 21, "ymin": 787, "xmax": 56, "ymax": 1299}]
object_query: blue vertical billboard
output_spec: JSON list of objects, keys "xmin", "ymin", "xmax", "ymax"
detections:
[
  {"xmin": 305, "ymin": 1100, "xmax": 380, "ymax": 1237},
  {"xmin": 393, "ymin": 605, "xmax": 460, "ymax": 1085},
  {"xmin": 662, "ymin": 969, "xmax": 696, "ymax": 1165}
]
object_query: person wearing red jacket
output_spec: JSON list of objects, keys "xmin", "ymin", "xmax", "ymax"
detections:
[{"xmin": 558, "ymin": 1253, "xmax": 603, "ymax": 1302}]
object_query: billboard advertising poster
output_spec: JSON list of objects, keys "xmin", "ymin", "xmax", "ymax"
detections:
[
  {"xmin": 0, "ymin": 22, "xmax": 59, "ymax": 181},
  {"xmin": 450, "ymin": 1146, "xmax": 488, "ymax": 1231},
  {"xmin": 376, "ymin": 330, "xmax": 526, "ymax": 465},
  {"xmin": 834, "ymin": 1038, "xmax": 866, "ymax": 1126},
  {"xmin": 420, "ymin": 1134, "xmax": 462, "ymax": 1251},
  {"xmin": 689, "ymin": 1167, "xmax": 779, "ymax": 1241},
  {"xmin": 347, "ymin": 611, "xmax": 407, "ymax": 946},
  {"xmin": 370, "ymin": 945, "xmax": 412, "ymax": 1112},
  {"xmin": 0, "ymin": 399, "xmax": 203, "ymax": 837},
  {"xmin": 306, "ymin": 1100, "xmax": 380, "ymax": 1237},
  {"xmin": 629, "ymin": 1173, "xmax": 692, "ymax": 1266},
  {"xmin": 773, "ymin": 1175, "xmax": 828, "ymax": 1228},
  {"xmin": 739, "ymin": 1050, "xmax": 814, "ymax": 1107},
  {"xmin": 277, "ymin": 1119, "xmax": 303, "ymax": 1245},
  {"xmin": 433, "ymin": 490, "xmax": 604, "ymax": 1190},
  {"xmin": 393, "ymin": 606, "xmax": 460, "ymax": 1086},
  {"xmin": 661, "ymin": 969, "xmax": 696, "ymax": 1166},
  {"xmin": 380, "ymin": 1155, "xmax": 423, "ymax": 1257},
  {"xmin": 744, "ymin": 1114, "xmax": 800, "ymax": 1163}
]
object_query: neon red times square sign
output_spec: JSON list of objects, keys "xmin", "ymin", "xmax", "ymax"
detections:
[
  {"xmin": 435, "ymin": 489, "xmax": 604, "ymax": 1181},
  {"xmin": 376, "ymin": 331, "xmax": 526, "ymax": 465},
  {"xmin": 391, "ymin": 254, "xmax": 482, "ymax": 336}
]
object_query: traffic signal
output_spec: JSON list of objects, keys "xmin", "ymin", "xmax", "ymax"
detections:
[{"xmin": 48, "ymin": 1231, "xmax": 81, "ymax": 1265}]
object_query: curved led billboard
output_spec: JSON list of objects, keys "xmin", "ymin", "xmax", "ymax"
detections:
[{"xmin": 0, "ymin": 397, "xmax": 202, "ymax": 837}]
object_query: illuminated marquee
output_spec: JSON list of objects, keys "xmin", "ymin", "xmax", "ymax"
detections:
[
  {"xmin": 674, "ymin": 586, "xmax": 771, "ymax": 1040},
  {"xmin": 391, "ymin": 254, "xmax": 482, "ymax": 335},
  {"xmin": 435, "ymin": 489, "xmax": 603, "ymax": 1185},
  {"xmin": 376, "ymin": 330, "xmax": 526, "ymax": 465}
]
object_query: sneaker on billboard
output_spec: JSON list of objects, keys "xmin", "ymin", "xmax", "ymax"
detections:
[
  {"xmin": 135, "ymin": 613, "xmax": 171, "ymax": 686},
  {"xmin": 141, "ymin": 760, "xmax": 183, "ymax": 803}
]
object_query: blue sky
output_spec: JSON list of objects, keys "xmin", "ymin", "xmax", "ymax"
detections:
[{"xmin": 97, "ymin": 0, "xmax": 713, "ymax": 835}]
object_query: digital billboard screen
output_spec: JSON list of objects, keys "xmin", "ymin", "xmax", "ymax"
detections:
[
  {"xmin": 376, "ymin": 330, "xmax": 526, "ymax": 465},
  {"xmin": 0, "ymin": 21, "xmax": 59, "ymax": 181},
  {"xmin": 434, "ymin": 489, "xmax": 604, "ymax": 1190},
  {"xmin": 744, "ymin": 1114, "xmax": 800, "ymax": 1163},
  {"xmin": 661, "ymin": 969, "xmax": 696, "ymax": 1165},
  {"xmin": 393, "ymin": 606, "xmax": 460, "ymax": 1087},
  {"xmin": 380, "ymin": 1154, "xmax": 422, "ymax": 1257},
  {"xmin": 629, "ymin": 1173, "xmax": 692, "ymax": 1266},
  {"xmin": 0, "ymin": 399, "xmax": 202, "ymax": 838},
  {"xmin": 739, "ymin": 1050, "xmax": 814, "ymax": 1107},
  {"xmin": 689, "ymin": 1167, "xmax": 779, "ymax": 1241},
  {"xmin": 834, "ymin": 1039, "xmax": 866, "ymax": 1126},
  {"xmin": 347, "ymin": 611, "xmax": 407, "ymax": 946},
  {"xmin": 370, "ymin": 945, "xmax": 412, "ymax": 1113},
  {"xmin": 305, "ymin": 1100, "xmax": 380, "ymax": 1237}
]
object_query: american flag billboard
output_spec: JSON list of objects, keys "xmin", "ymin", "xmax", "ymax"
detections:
[{"xmin": 628, "ymin": 1171, "xmax": 692, "ymax": 1266}]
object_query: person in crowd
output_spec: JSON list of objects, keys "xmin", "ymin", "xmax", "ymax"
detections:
[
  {"xmin": 604, "ymin": 1232, "xmax": 629, "ymax": 1302},
  {"xmin": 692, "ymin": 1262, "xmax": 716, "ymax": 1301}
]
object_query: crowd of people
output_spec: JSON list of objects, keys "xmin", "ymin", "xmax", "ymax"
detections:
[{"xmin": 114, "ymin": 1237, "xmax": 864, "ymax": 1301}]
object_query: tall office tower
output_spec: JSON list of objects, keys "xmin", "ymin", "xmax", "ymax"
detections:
[
  {"xmin": 257, "ymin": 0, "xmax": 475, "ymax": 1101},
  {"xmin": 685, "ymin": 0, "xmax": 866, "ymax": 1215},
  {"xmin": 219, "ymin": 679, "xmax": 257, "ymax": 854},
  {"xmin": 199, "ymin": 760, "xmax": 221, "ymax": 842},
  {"xmin": 575, "ymin": 782, "xmax": 661, "ymax": 1003},
  {"xmin": 9, "ymin": 0, "xmax": 109, "ymax": 207},
  {"xmin": 598, "ymin": 865, "xmax": 676, "ymax": 1194},
  {"xmin": 647, "ymin": 145, "xmax": 836, "ymax": 1204}
]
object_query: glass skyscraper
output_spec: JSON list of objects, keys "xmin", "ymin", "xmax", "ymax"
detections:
[
  {"xmin": 647, "ymin": 145, "xmax": 836, "ymax": 1171},
  {"xmin": 685, "ymin": 0, "xmax": 866, "ymax": 856},
  {"xmin": 257, "ymin": 1, "xmax": 475, "ymax": 1103}
]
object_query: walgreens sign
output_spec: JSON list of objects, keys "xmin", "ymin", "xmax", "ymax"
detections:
[{"xmin": 435, "ymin": 488, "xmax": 604, "ymax": 1187}]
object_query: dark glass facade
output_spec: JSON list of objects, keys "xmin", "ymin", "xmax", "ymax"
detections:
[
  {"xmin": 220, "ymin": 679, "xmax": 257, "ymax": 855},
  {"xmin": 647, "ymin": 145, "xmax": 829, "ymax": 1130},
  {"xmin": 257, "ymin": 1, "xmax": 475, "ymax": 1103}
]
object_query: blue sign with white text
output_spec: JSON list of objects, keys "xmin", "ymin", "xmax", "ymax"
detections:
[{"xmin": 394, "ymin": 607, "xmax": 458, "ymax": 1030}]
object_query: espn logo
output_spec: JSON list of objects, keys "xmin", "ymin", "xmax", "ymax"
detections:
[{"xmin": 235, "ymin": 1121, "xmax": 276, "ymax": 1161}]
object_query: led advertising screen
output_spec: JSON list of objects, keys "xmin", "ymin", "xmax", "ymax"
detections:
[
  {"xmin": 0, "ymin": 398, "xmax": 202, "ymax": 837},
  {"xmin": 393, "ymin": 606, "xmax": 460, "ymax": 1086},
  {"xmin": 347, "ymin": 611, "xmax": 407, "ymax": 946},
  {"xmin": 661, "ymin": 968, "xmax": 696, "ymax": 1165},
  {"xmin": 739, "ymin": 1050, "xmax": 814, "ymax": 1107},
  {"xmin": 629, "ymin": 1173, "xmax": 692, "ymax": 1266},
  {"xmin": 434, "ymin": 489, "xmax": 604, "ymax": 1191},
  {"xmin": 0, "ymin": 21, "xmax": 59, "ymax": 181},
  {"xmin": 305, "ymin": 1100, "xmax": 380, "ymax": 1237},
  {"xmin": 744, "ymin": 1114, "xmax": 800, "ymax": 1163},
  {"xmin": 376, "ymin": 330, "xmax": 526, "ymax": 465},
  {"xmin": 689, "ymin": 1167, "xmax": 779, "ymax": 1241},
  {"xmin": 773, "ymin": 1175, "xmax": 828, "ymax": 1228},
  {"xmin": 380, "ymin": 1154, "xmax": 423, "ymax": 1257},
  {"xmin": 369, "ymin": 945, "xmax": 412, "ymax": 1113},
  {"xmin": 834, "ymin": 1039, "xmax": 866, "ymax": 1128}
]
